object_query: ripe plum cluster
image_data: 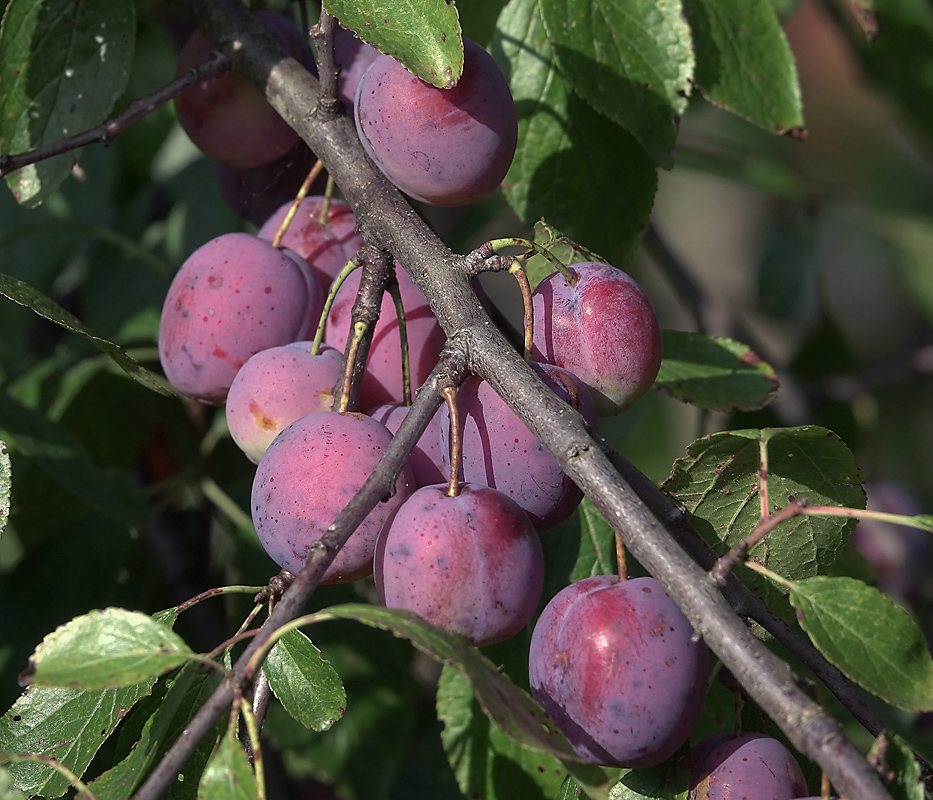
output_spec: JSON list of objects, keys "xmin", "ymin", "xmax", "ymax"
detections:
[{"xmin": 151, "ymin": 27, "xmax": 822, "ymax": 787}]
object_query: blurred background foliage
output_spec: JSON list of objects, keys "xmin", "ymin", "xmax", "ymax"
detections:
[{"xmin": 1, "ymin": 0, "xmax": 933, "ymax": 796}]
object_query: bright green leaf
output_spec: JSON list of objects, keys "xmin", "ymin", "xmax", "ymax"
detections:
[
  {"xmin": 437, "ymin": 665, "xmax": 571, "ymax": 800},
  {"xmin": 655, "ymin": 331, "xmax": 779, "ymax": 412},
  {"xmin": 0, "ymin": 274, "xmax": 179, "ymax": 397},
  {"xmin": 789, "ymin": 576, "xmax": 933, "ymax": 712},
  {"xmin": 494, "ymin": 0, "xmax": 657, "ymax": 266},
  {"xmin": 538, "ymin": 0, "xmax": 694, "ymax": 167},
  {"xmin": 0, "ymin": 440, "xmax": 9, "ymax": 536},
  {"xmin": 305, "ymin": 604, "xmax": 613, "ymax": 797},
  {"xmin": 23, "ymin": 608, "xmax": 194, "ymax": 690},
  {"xmin": 197, "ymin": 729, "xmax": 258, "ymax": 800},
  {"xmin": 0, "ymin": 0, "xmax": 135, "ymax": 205},
  {"xmin": 323, "ymin": 0, "xmax": 463, "ymax": 88},
  {"xmin": 0, "ymin": 680, "xmax": 155, "ymax": 797},
  {"xmin": 263, "ymin": 629, "xmax": 346, "ymax": 732},
  {"xmin": 682, "ymin": 0, "xmax": 804, "ymax": 134}
]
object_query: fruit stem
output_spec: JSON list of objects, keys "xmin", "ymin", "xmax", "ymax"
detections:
[
  {"xmin": 615, "ymin": 533, "xmax": 628, "ymax": 581},
  {"xmin": 318, "ymin": 174, "xmax": 336, "ymax": 226},
  {"xmin": 238, "ymin": 697, "xmax": 268, "ymax": 799},
  {"xmin": 508, "ymin": 259, "xmax": 534, "ymax": 360},
  {"xmin": 311, "ymin": 257, "xmax": 360, "ymax": 355},
  {"xmin": 442, "ymin": 385, "xmax": 461, "ymax": 498},
  {"xmin": 821, "ymin": 771, "xmax": 832, "ymax": 800},
  {"xmin": 338, "ymin": 321, "xmax": 369, "ymax": 413},
  {"xmin": 388, "ymin": 280, "xmax": 412, "ymax": 405},
  {"xmin": 483, "ymin": 237, "xmax": 577, "ymax": 284},
  {"xmin": 271, "ymin": 158, "xmax": 325, "ymax": 249}
]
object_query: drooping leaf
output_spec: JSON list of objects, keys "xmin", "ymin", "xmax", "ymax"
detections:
[
  {"xmin": 0, "ymin": 273, "xmax": 178, "ymax": 397},
  {"xmin": 90, "ymin": 664, "xmax": 225, "ymax": 800},
  {"xmin": 23, "ymin": 608, "xmax": 194, "ymax": 690},
  {"xmin": 0, "ymin": 680, "xmax": 156, "ymax": 797},
  {"xmin": 323, "ymin": 0, "xmax": 463, "ymax": 88},
  {"xmin": 0, "ymin": 440, "xmax": 9, "ymax": 536},
  {"xmin": 304, "ymin": 604, "xmax": 613, "ymax": 798},
  {"xmin": 197, "ymin": 729, "xmax": 258, "ymax": 800},
  {"xmin": 263, "ymin": 629, "xmax": 346, "ymax": 732},
  {"xmin": 494, "ymin": 0, "xmax": 657, "ymax": 266},
  {"xmin": 538, "ymin": 0, "xmax": 694, "ymax": 167},
  {"xmin": 0, "ymin": 392, "xmax": 147, "ymax": 526},
  {"xmin": 788, "ymin": 576, "xmax": 933, "ymax": 711},
  {"xmin": 682, "ymin": 0, "xmax": 804, "ymax": 134},
  {"xmin": 437, "ymin": 665, "xmax": 572, "ymax": 800},
  {"xmin": 0, "ymin": 0, "xmax": 136, "ymax": 206},
  {"xmin": 655, "ymin": 331, "xmax": 779, "ymax": 412}
]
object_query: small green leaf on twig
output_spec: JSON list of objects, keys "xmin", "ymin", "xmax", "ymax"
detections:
[{"xmin": 23, "ymin": 608, "xmax": 194, "ymax": 690}]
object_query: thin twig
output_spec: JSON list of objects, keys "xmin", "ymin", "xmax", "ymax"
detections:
[
  {"xmin": 0, "ymin": 54, "xmax": 231, "ymax": 178},
  {"xmin": 710, "ymin": 499, "xmax": 809, "ymax": 586}
]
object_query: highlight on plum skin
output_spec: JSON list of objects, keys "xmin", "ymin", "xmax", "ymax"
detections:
[
  {"xmin": 158, "ymin": 232, "xmax": 323, "ymax": 405},
  {"xmin": 225, "ymin": 342, "xmax": 343, "ymax": 463},
  {"xmin": 531, "ymin": 261, "xmax": 663, "ymax": 416},
  {"xmin": 250, "ymin": 411, "xmax": 414, "ymax": 584},
  {"xmin": 529, "ymin": 575, "xmax": 709, "ymax": 768},
  {"xmin": 354, "ymin": 37, "xmax": 518, "ymax": 207},
  {"xmin": 374, "ymin": 483, "xmax": 543, "ymax": 646}
]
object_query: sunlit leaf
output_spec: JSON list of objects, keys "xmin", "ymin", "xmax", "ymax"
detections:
[
  {"xmin": 23, "ymin": 608, "xmax": 194, "ymax": 690},
  {"xmin": 323, "ymin": 0, "xmax": 463, "ymax": 87}
]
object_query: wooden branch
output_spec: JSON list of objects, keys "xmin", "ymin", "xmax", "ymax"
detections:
[{"xmin": 129, "ymin": 3, "xmax": 895, "ymax": 799}]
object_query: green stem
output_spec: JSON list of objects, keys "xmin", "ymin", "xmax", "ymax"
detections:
[
  {"xmin": 339, "ymin": 321, "xmax": 369, "ymax": 413},
  {"xmin": 485, "ymin": 237, "xmax": 576, "ymax": 283},
  {"xmin": 172, "ymin": 586, "xmax": 267, "ymax": 618},
  {"xmin": 508, "ymin": 259, "xmax": 534, "ymax": 360},
  {"xmin": 803, "ymin": 505, "xmax": 933, "ymax": 531},
  {"xmin": 239, "ymin": 697, "xmax": 268, "ymax": 800},
  {"xmin": 312, "ymin": 258, "xmax": 360, "ymax": 355},
  {"xmin": 271, "ymin": 159, "xmax": 325, "ymax": 249},
  {"xmin": 201, "ymin": 476, "xmax": 255, "ymax": 532},
  {"xmin": 0, "ymin": 753, "xmax": 100, "ymax": 799},
  {"xmin": 743, "ymin": 560, "xmax": 796, "ymax": 592},
  {"xmin": 388, "ymin": 281, "xmax": 412, "ymax": 405},
  {"xmin": 318, "ymin": 174, "xmax": 336, "ymax": 225}
]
